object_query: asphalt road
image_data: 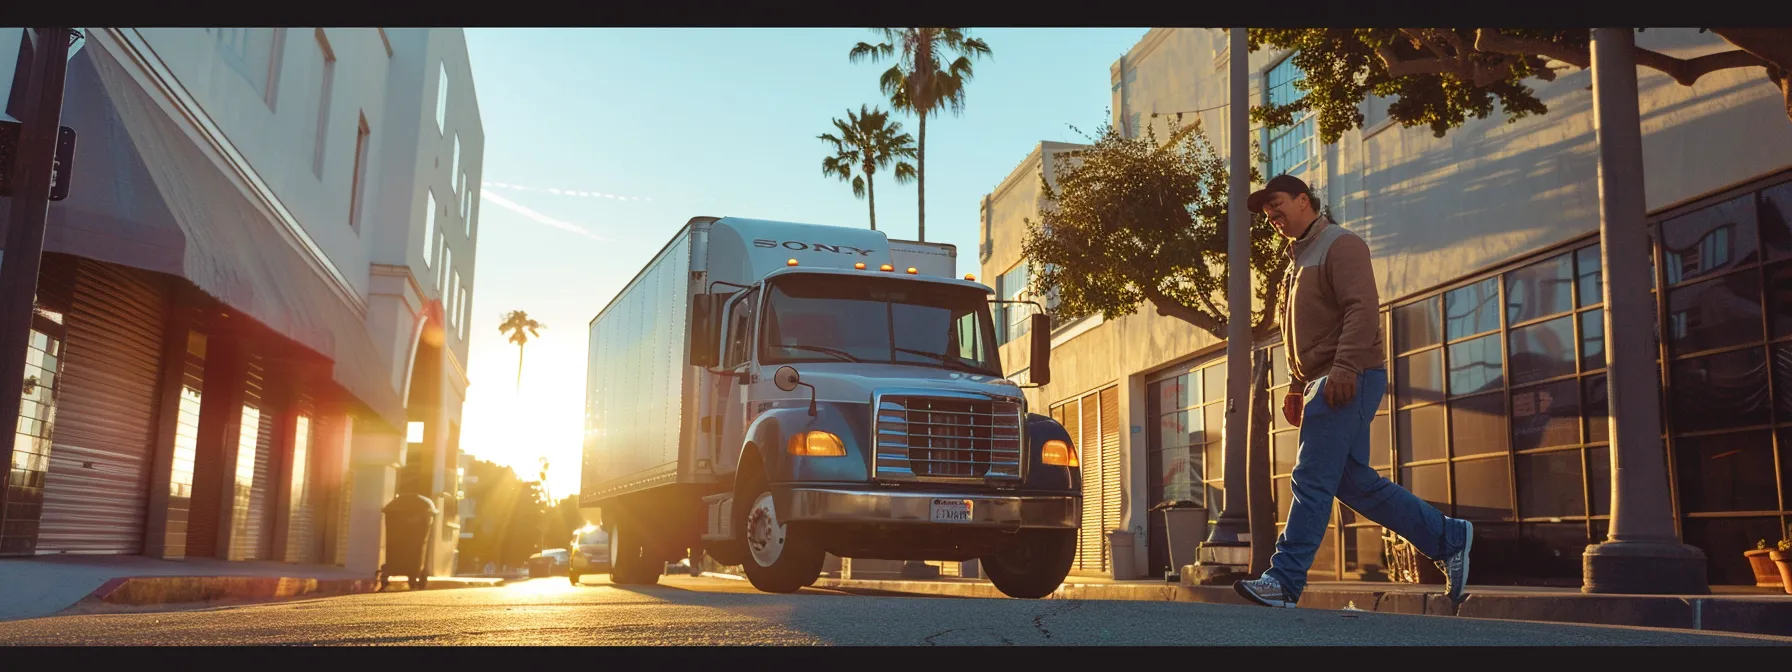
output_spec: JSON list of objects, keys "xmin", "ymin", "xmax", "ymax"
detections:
[{"xmin": 1, "ymin": 574, "xmax": 1786, "ymax": 646}]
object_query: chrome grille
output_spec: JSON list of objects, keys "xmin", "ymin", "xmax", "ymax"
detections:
[{"xmin": 875, "ymin": 394, "xmax": 1023, "ymax": 481}]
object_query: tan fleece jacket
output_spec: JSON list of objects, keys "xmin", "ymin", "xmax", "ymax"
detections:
[{"xmin": 1278, "ymin": 216, "xmax": 1386, "ymax": 389}]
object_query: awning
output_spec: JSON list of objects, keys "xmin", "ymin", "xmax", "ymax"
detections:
[{"xmin": 0, "ymin": 40, "xmax": 406, "ymax": 432}]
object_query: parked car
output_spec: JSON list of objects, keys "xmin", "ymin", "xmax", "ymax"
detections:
[
  {"xmin": 528, "ymin": 548, "xmax": 569, "ymax": 578},
  {"xmin": 569, "ymin": 526, "xmax": 609, "ymax": 585}
]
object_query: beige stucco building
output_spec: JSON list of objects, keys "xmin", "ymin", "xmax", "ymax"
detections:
[{"xmin": 983, "ymin": 28, "xmax": 1792, "ymax": 586}]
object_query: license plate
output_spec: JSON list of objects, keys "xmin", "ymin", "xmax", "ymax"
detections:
[{"xmin": 930, "ymin": 498, "xmax": 974, "ymax": 523}]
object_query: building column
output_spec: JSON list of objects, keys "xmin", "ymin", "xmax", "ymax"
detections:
[
  {"xmin": 144, "ymin": 287, "xmax": 200, "ymax": 560},
  {"xmin": 1581, "ymin": 27, "xmax": 1708, "ymax": 595},
  {"xmin": 344, "ymin": 424, "xmax": 403, "ymax": 575}
]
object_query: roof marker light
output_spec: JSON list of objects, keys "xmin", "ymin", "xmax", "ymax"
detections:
[
  {"xmin": 787, "ymin": 259, "xmax": 799, "ymax": 266},
  {"xmin": 907, "ymin": 267, "xmax": 918, "ymax": 275},
  {"xmin": 965, "ymin": 274, "xmax": 976, "ymax": 281},
  {"xmin": 880, "ymin": 264, "xmax": 894, "ymax": 272},
  {"xmin": 855, "ymin": 262, "xmax": 867, "ymax": 270}
]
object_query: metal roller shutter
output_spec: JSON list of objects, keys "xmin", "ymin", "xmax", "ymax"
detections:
[
  {"xmin": 1078, "ymin": 394, "xmax": 1102, "ymax": 572},
  {"xmin": 229, "ymin": 355, "xmax": 275, "ymax": 561},
  {"xmin": 38, "ymin": 260, "xmax": 168, "ymax": 554},
  {"xmin": 1099, "ymin": 386, "xmax": 1122, "ymax": 573},
  {"xmin": 284, "ymin": 391, "xmax": 319, "ymax": 564}
]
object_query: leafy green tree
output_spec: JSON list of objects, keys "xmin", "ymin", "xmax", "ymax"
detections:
[
  {"xmin": 819, "ymin": 105, "xmax": 918, "ymax": 231},
  {"xmin": 1244, "ymin": 28, "xmax": 1792, "ymax": 143},
  {"xmin": 850, "ymin": 28, "xmax": 992, "ymax": 242}
]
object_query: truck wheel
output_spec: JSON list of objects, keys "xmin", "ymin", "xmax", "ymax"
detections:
[
  {"xmin": 981, "ymin": 529, "xmax": 1076, "ymax": 599},
  {"xmin": 608, "ymin": 521, "xmax": 662, "ymax": 586},
  {"xmin": 738, "ymin": 474, "xmax": 823, "ymax": 594}
]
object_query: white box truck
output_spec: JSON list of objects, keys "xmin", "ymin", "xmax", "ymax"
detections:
[{"xmin": 580, "ymin": 216, "xmax": 1080, "ymax": 598}]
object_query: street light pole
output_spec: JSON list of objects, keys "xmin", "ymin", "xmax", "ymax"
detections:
[
  {"xmin": 1580, "ymin": 27, "xmax": 1707, "ymax": 595},
  {"xmin": 0, "ymin": 28, "xmax": 74, "ymax": 523},
  {"xmin": 1193, "ymin": 26, "xmax": 1254, "ymax": 581}
]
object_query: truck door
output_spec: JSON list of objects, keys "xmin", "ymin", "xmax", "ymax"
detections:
[{"xmin": 713, "ymin": 289, "xmax": 759, "ymax": 474}]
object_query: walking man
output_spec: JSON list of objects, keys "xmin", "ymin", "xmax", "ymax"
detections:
[{"xmin": 1233, "ymin": 175, "xmax": 1473, "ymax": 609}]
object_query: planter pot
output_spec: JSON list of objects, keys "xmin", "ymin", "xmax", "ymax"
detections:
[
  {"xmin": 1747, "ymin": 549, "xmax": 1782, "ymax": 588},
  {"xmin": 1772, "ymin": 550, "xmax": 1792, "ymax": 594}
]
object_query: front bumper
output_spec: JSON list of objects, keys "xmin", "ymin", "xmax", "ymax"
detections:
[{"xmin": 782, "ymin": 488, "xmax": 1079, "ymax": 529}]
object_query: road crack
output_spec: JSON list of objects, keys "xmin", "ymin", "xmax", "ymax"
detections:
[{"xmin": 1031, "ymin": 599, "xmax": 1085, "ymax": 640}]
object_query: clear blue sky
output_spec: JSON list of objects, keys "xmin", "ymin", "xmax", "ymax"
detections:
[{"xmin": 456, "ymin": 28, "xmax": 1148, "ymax": 497}]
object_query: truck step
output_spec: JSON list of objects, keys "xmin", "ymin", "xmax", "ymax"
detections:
[{"xmin": 701, "ymin": 492, "xmax": 734, "ymax": 541}]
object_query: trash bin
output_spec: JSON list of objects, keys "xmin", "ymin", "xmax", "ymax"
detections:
[
  {"xmin": 378, "ymin": 493, "xmax": 439, "ymax": 591},
  {"xmin": 1154, "ymin": 499, "xmax": 1207, "ymax": 582}
]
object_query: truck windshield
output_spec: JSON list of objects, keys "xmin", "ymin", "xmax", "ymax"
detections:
[{"xmin": 759, "ymin": 274, "xmax": 1000, "ymax": 375}]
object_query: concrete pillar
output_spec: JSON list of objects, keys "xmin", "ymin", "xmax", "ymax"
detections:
[
  {"xmin": 1580, "ymin": 27, "xmax": 1708, "ymax": 595},
  {"xmin": 1195, "ymin": 26, "xmax": 1254, "ymax": 579},
  {"xmin": 344, "ymin": 426, "xmax": 402, "ymax": 575}
]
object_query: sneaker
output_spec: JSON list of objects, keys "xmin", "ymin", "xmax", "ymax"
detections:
[
  {"xmin": 1233, "ymin": 575, "xmax": 1297, "ymax": 608},
  {"xmin": 1434, "ymin": 519, "xmax": 1473, "ymax": 603}
]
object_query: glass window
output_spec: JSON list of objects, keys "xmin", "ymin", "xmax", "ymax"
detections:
[
  {"xmin": 1666, "ymin": 270, "xmax": 1763, "ymax": 355},
  {"xmin": 1395, "ymin": 349, "xmax": 1445, "ymax": 406},
  {"xmin": 1203, "ymin": 365, "xmax": 1226, "ymax": 406},
  {"xmin": 1453, "ymin": 457, "xmax": 1514, "ymax": 521},
  {"xmin": 1506, "ymin": 254, "xmax": 1575, "ymax": 324},
  {"xmin": 1580, "ymin": 310, "xmax": 1606, "ymax": 372},
  {"xmin": 1661, "ymin": 194, "xmax": 1757, "ymax": 285},
  {"xmin": 1449, "ymin": 393, "xmax": 1508, "ymax": 457},
  {"xmin": 1517, "ymin": 450, "xmax": 1585, "ymax": 518},
  {"xmin": 1576, "ymin": 245, "xmax": 1603, "ymax": 308},
  {"xmin": 424, "ymin": 190, "xmax": 437, "ymax": 267},
  {"xmin": 1681, "ymin": 517, "xmax": 1786, "ymax": 587},
  {"xmin": 1265, "ymin": 55, "xmax": 1317, "ymax": 178},
  {"xmin": 1775, "ymin": 344, "xmax": 1792, "ymax": 422},
  {"xmin": 1447, "ymin": 334, "xmax": 1503, "ymax": 396},
  {"xmin": 1520, "ymin": 523, "xmax": 1590, "ymax": 580},
  {"xmin": 1509, "ymin": 316, "xmax": 1577, "ymax": 385},
  {"xmin": 1273, "ymin": 430, "xmax": 1299, "ymax": 475},
  {"xmin": 1512, "ymin": 379, "xmax": 1582, "ymax": 451},
  {"xmin": 723, "ymin": 291, "xmax": 757, "ymax": 368},
  {"xmin": 1583, "ymin": 373, "xmax": 1609, "ymax": 444},
  {"xmin": 1159, "ymin": 445, "xmax": 1195, "ymax": 503},
  {"xmin": 1204, "ymin": 440, "xmax": 1223, "ymax": 482},
  {"xmin": 1369, "ymin": 414, "xmax": 1392, "ymax": 468},
  {"xmin": 1674, "ymin": 430, "xmax": 1778, "ymax": 513},
  {"xmin": 1761, "ymin": 181, "xmax": 1792, "ymax": 261},
  {"xmin": 1766, "ymin": 261, "xmax": 1792, "ymax": 339},
  {"xmin": 1670, "ymin": 347, "xmax": 1770, "ymax": 433},
  {"xmin": 1587, "ymin": 445, "xmax": 1610, "ymax": 515},
  {"xmin": 1275, "ymin": 477, "xmax": 1293, "ymax": 522},
  {"xmin": 1394, "ymin": 297, "xmax": 1442, "ymax": 353},
  {"xmin": 1402, "ymin": 463, "xmax": 1449, "ymax": 510},
  {"xmin": 758, "ymin": 275, "xmax": 1000, "ymax": 375},
  {"xmin": 996, "ymin": 262, "xmax": 1031, "ymax": 344},
  {"xmin": 1344, "ymin": 525, "xmax": 1387, "ymax": 576},
  {"xmin": 1445, "ymin": 278, "xmax": 1501, "ymax": 340},
  {"xmin": 1397, "ymin": 404, "xmax": 1447, "ymax": 463},
  {"xmin": 1271, "ymin": 346, "xmax": 1289, "ymax": 387}
]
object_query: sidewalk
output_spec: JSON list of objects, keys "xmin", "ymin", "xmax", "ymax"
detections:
[
  {"xmin": 797, "ymin": 573, "xmax": 1792, "ymax": 638},
  {"xmin": 0, "ymin": 555, "xmax": 505, "ymax": 622}
]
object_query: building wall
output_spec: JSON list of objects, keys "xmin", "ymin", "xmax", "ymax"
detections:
[{"xmin": 985, "ymin": 27, "xmax": 1792, "ymax": 582}]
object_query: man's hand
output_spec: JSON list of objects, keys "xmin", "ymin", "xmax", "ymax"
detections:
[
  {"xmin": 1282, "ymin": 392, "xmax": 1303, "ymax": 427},
  {"xmin": 1325, "ymin": 374, "xmax": 1357, "ymax": 408}
]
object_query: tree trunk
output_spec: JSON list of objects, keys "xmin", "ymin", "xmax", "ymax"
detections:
[
  {"xmin": 867, "ymin": 171, "xmax": 878, "ymax": 231},
  {"xmin": 1246, "ymin": 346, "xmax": 1277, "ymax": 576},
  {"xmin": 917, "ymin": 113, "xmax": 927, "ymax": 242},
  {"xmin": 515, "ymin": 344, "xmax": 525, "ymax": 392}
]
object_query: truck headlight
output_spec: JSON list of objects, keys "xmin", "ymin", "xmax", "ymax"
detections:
[
  {"xmin": 787, "ymin": 431, "xmax": 846, "ymax": 457},
  {"xmin": 1042, "ymin": 439, "xmax": 1079, "ymax": 467}
]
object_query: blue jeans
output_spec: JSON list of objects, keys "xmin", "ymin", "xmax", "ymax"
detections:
[{"xmin": 1263, "ymin": 367, "xmax": 1467, "ymax": 601}]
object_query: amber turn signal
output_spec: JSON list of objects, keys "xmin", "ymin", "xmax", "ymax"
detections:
[
  {"xmin": 1042, "ymin": 439, "xmax": 1079, "ymax": 467},
  {"xmin": 787, "ymin": 431, "xmax": 847, "ymax": 457}
]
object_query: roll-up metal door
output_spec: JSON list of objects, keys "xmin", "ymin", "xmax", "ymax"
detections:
[
  {"xmin": 1078, "ymin": 394, "xmax": 1102, "ymax": 572},
  {"xmin": 229, "ymin": 355, "xmax": 275, "ymax": 561},
  {"xmin": 1099, "ymin": 386, "xmax": 1122, "ymax": 573},
  {"xmin": 38, "ymin": 260, "xmax": 169, "ymax": 554},
  {"xmin": 284, "ymin": 390, "xmax": 319, "ymax": 564}
]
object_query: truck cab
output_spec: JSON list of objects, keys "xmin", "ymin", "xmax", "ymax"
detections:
[{"xmin": 583, "ymin": 217, "xmax": 1079, "ymax": 599}]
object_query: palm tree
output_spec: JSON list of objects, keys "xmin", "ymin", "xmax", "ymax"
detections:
[
  {"xmin": 849, "ymin": 28, "xmax": 992, "ymax": 242},
  {"xmin": 820, "ymin": 105, "xmax": 917, "ymax": 231},
  {"xmin": 498, "ymin": 310, "xmax": 544, "ymax": 392}
]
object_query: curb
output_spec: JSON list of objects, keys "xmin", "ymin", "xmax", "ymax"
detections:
[
  {"xmin": 810, "ymin": 578, "xmax": 1792, "ymax": 638},
  {"xmin": 69, "ymin": 574, "xmax": 506, "ymax": 610}
]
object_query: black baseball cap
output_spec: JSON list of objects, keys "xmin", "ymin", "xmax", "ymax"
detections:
[{"xmin": 1248, "ymin": 174, "xmax": 1312, "ymax": 214}]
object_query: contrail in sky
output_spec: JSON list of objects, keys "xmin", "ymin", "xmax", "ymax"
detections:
[
  {"xmin": 482, "ymin": 180, "xmax": 654, "ymax": 202},
  {"xmin": 479, "ymin": 189, "xmax": 611, "ymax": 242}
]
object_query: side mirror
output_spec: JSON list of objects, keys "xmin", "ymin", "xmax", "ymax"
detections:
[
  {"xmin": 773, "ymin": 366, "xmax": 817, "ymax": 416},
  {"xmin": 689, "ymin": 294, "xmax": 718, "ymax": 368},
  {"xmin": 1029, "ymin": 313, "xmax": 1052, "ymax": 385}
]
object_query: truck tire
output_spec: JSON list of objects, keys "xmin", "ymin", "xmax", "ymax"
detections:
[
  {"xmin": 981, "ymin": 529, "xmax": 1077, "ymax": 599},
  {"xmin": 608, "ymin": 521, "xmax": 661, "ymax": 586},
  {"xmin": 738, "ymin": 473, "xmax": 823, "ymax": 594}
]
